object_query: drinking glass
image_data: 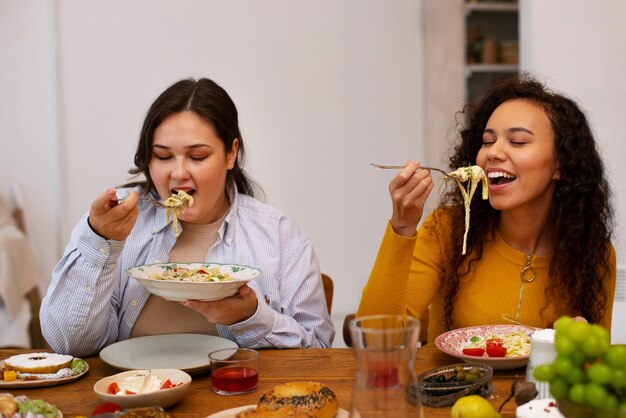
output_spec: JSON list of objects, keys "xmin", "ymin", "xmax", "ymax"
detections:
[
  {"xmin": 209, "ymin": 348, "xmax": 259, "ymax": 395},
  {"xmin": 349, "ymin": 314, "xmax": 423, "ymax": 417}
]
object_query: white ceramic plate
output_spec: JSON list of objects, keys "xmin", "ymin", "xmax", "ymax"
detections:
[
  {"xmin": 99, "ymin": 334, "xmax": 237, "ymax": 375},
  {"xmin": 206, "ymin": 405, "xmax": 349, "ymax": 418},
  {"xmin": 435, "ymin": 324, "xmax": 533, "ymax": 370},
  {"xmin": 127, "ymin": 262, "xmax": 261, "ymax": 301},
  {"xmin": 94, "ymin": 368, "xmax": 191, "ymax": 409},
  {"xmin": 0, "ymin": 358, "xmax": 89, "ymax": 388}
]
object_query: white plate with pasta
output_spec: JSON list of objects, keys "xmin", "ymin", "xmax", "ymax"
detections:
[
  {"xmin": 127, "ymin": 262, "xmax": 261, "ymax": 301},
  {"xmin": 435, "ymin": 324, "xmax": 533, "ymax": 370}
]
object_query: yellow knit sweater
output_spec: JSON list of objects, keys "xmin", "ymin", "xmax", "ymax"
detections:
[{"xmin": 357, "ymin": 208, "xmax": 616, "ymax": 345}]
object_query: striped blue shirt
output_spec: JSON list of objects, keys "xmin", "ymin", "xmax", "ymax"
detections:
[{"xmin": 40, "ymin": 185, "xmax": 334, "ymax": 356}]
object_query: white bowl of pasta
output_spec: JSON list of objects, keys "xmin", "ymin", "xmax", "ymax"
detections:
[
  {"xmin": 127, "ymin": 262, "xmax": 262, "ymax": 302},
  {"xmin": 435, "ymin": 324, "xmax": 533, "ymax": 370}
]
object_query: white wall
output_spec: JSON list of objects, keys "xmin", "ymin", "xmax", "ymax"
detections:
[
  {"xmin": 0, "ymin": 0, "xmax": 61, "ymax": 294},
  {"xmin": 2, "ymin": 0, "xmax": 424, "ymax": 346},
  {"xmin": 520, "ymin": 0, "xmax": 626, "ymax": 342}
]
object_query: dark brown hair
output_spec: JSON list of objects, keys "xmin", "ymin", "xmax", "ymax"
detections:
[{"xmin": 439, "ymin": 73, "xmax": 613, "ymax": 329}]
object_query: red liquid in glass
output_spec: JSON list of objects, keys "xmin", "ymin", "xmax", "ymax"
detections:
[
  {"xmin": 367, "ymin": 362, "xmax": 399, "ymax": 388},
  {"xmin": 211, "ymin": 366, "xmax": 258, "ymax": 392}
]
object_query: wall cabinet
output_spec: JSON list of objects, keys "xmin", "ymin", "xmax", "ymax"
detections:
[{"xmin": 465, "ymin": 1, "xmax": 519, "ymax": 102}]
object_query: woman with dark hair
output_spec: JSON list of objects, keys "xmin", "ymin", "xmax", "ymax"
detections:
[
  {"xmin": 357, "ymin": 74, "xmax": 616, "ymax": 344},
  {"xmin": 41, "ymin": 78, "xmax": 334, "ymax": 356}
]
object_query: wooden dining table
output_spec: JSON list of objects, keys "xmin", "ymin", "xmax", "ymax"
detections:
[{"xmin": 1, "ymin": 346, "xmax": 523, "ymax": 417}]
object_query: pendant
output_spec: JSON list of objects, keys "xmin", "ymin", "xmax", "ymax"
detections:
[{"xmin": 520, "ymin": 254, "xmax": 536, "ymax": 283}]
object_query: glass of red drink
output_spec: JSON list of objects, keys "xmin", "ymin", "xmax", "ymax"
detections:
[{"xmin": 209, "ymin": 348, "xmax": 259, "ymax": 395}]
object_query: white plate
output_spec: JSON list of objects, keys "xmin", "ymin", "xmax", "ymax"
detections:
[
  {"xmin": 127, "ymin": 262, "xmax": 261, "ymax": 301},
  {"xmin": 94, "ymin": 368, "xmax": 192, "ymax": 409},
  {"xmin": 0, "ymin": 358, "xmax": 89, "ymax": 388},
  {"xmin": 99, "ymin": 334, "xmax": 237, "ymax": 375},
  {"xmin": 206, "ymin": 405, "xmax": 349, "ymax": 418},
  {"xmin": 435, "ymin": 324, "xmax": 532, "ymax": 370}
]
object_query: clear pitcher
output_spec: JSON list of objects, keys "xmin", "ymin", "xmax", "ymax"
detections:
[{"xmin": 349, "ymin": 314, "xmax": 423, "ymax": 418}]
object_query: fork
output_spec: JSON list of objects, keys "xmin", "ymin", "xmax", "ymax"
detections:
[
  {"xmin": 370, "ymin": 163, "xmax": 460, "ymax": 178},
  {"xmin": 116, "ymin": 196, "xmax": 167, "ymax": 208}
]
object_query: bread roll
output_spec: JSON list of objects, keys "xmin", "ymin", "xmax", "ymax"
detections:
[
  {"xmin": 4, "ymin": 352, "xmax": 73, "ymax": 374},
  {"xmin": 236, "ymin": 407, "xmax": 315, "ymax": 417},
  {"xmin": 257, "ymin": 381, "xmax": 338, "ymax": 418}
]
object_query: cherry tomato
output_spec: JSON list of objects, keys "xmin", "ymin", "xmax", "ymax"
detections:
[
  {"xmin": 107, "ymin": 382, "xmax": 120, "ymax": 395},
  {"xmin": 486, "ymin": 338, "xmax": 504, "ymax": 347},
  {"xmin": 92, "ymin": 402, "xmax": 122, "ymax": 415},
  {"xmin": 462, "ymin": 348, "xmax": 485, "ymax": 356},
  {"xmin": 486, "ymin": 346, "xmax": 507, "ymax": 357}
]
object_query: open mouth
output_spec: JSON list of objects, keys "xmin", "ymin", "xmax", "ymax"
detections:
[
  {"xmin": 171, "ymin": 188, "xmax": 196, "ymax": 196},
  {"xmin": 487, "ymin": 172, "xmax": 516, "ymax": 186}
]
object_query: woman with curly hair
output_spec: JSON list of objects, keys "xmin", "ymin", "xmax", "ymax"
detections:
[{"xmin": 357, "ymin": 74, "xmax": 616, "ymax": 344}]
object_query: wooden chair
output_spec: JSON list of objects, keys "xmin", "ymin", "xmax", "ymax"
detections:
[
  {"xmin": 321, "ymin": 273, "xmax": 333, "ymax": 315},
  {"xmin": 342, "ymin": 310, "xmax": 429, "ymax": 347}
]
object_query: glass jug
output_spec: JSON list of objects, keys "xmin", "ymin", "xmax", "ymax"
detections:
[{"xmin": 349, "ymin": 314, "xmax": 423, "ymax": 417}]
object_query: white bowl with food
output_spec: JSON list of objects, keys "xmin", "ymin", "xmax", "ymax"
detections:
[
  {"xmin": 94, "ymin": 369, "xmax": 191, "ymax": 409},
  {"xmin": 127, "ymin": 262, "xmax": 261, "ymax": 301}
]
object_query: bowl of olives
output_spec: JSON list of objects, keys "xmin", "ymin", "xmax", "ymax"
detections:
[{"xmin": 414, "ymin": 363, "xmax": 493, "ymax": 407}]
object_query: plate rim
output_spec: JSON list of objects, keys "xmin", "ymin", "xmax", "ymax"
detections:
[
  {"xmin": 205, "ymin": 405, "xmax": 349, "ymax": 418},
  {"xmin": 0, "ymin": 357, "xmax": 89, "ymax": 389},
  {"xmin": 434, "ymin": 324, "xmax": 532, "ymax": 366},
  {"xmin": 99, "ymin": 333, "xmax": 238, "ymax": 374},
  {"xmin": 126, "ymin": 261, "xmax": 262, "ymax": 278}
]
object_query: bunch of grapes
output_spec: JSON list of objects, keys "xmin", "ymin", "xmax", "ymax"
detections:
[{"xmin": 533, "ymin": 316, "xmax": 626, "ymax": 414}]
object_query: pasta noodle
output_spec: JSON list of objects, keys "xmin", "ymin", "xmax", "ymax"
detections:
[
  {"xmin": 445, "ymin": 165, "xmax": 488, "ymax": 254},
  {"xmin": 164, "ymin": 190, "xmax": 194, "ymax": 238},
  {"xmin": 149, "ymin": 266, "xmax": 232, "ymax": 282}
]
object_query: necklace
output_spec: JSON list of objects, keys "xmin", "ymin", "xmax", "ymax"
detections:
[{"xmin": 514, "ymin": 254, "xmax": 537, "ymax": 321}]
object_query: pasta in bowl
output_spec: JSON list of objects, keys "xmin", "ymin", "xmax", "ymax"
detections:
[
  {"xmin": 435, "ymin": 324, "xmax": 533, "ymax": 370},
  {"xmin": 127, "ymin": 262, "xmax": 262, "ymax": 301}
]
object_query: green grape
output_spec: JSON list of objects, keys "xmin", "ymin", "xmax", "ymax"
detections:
[
  {"xmin": 606, "ymin": 395, "xmax": 619, "ymax": 410},
  {"xmin": 553, "ymin": 354, "xmax": 574, "ymax": 377},
  {"xmin": 588, "ymin": 363, "xmax": 612, "ymax": 385},
  {"xmin": 569, "ymin": 350, "xmax": 587, "ymax": 366},
  {"xmin": 611, "ymin": 369, "xmax": 626, "ymax": 390},
  {"xmin": 590, "ymin": 324, "xmax": 611, "ymax": 342},
  {"xmin": 550, "ymin": 377, "xmax": 570, "ymax": 399},
  {"xmin": 569, "ymin": 382, "xmax": 586, "ymax": 404},
  {"xmin": 533, "ymin": 364, "xmax": 555, "ymax": 382},
  {"xmin": 583, "ymin": 334, "xmax": 609, "ymax": 358},
  {"xmin": 605, "ymin": 344, "xmax": 626, "ymax": 368},
  {"xmin": 566, "ymin": 367, "xmax": 585, "ymax": 384},
  {"xmin": 585, "ymin": 382, "xmax": 608, "ymax": 409},
  {"xmin": 554, "ymin": 316, "xmax": 574, "ymax": 337},
  {"xmin": 555, "ymin": 335, "xmax": 575, "ymax": 355},
  {"xmin": 569, "ymin": 321, "xmax": 591, "ymax": 343}
]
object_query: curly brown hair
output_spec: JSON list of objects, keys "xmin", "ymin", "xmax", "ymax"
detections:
[{"xmin": 438, "ymin": 73, "xmax": 613, "ymax": 330}]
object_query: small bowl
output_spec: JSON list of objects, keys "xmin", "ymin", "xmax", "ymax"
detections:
[
  {"xmin": 414, "ymin": 363, "xmax": 493, "ymax": 407},
  {"xmin": 94, "ymin": 369, "xmax": 191, "ymax": 409}
]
